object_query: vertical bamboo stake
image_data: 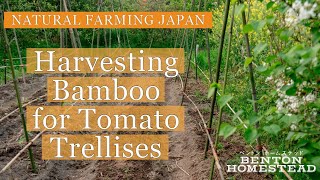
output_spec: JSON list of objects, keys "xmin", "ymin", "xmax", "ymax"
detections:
[
  {"xmin": 60, "ymin": 0, "xmax": 64, "ymax": 49},
  {"xmin": 247, "ymin": 0, "xmax": 251, "ymax": 22},
  {"xmin": 1, "ymin": 10, "xmax": 37, "ymax": 173},
  {"xmin": 111, "ymin": 0, "xmax": 121, "ymax": 47},
  {"xmin": 241, "ymin": 6, "xmax": 262, "ymax": 154},
  {"xmin": 204, "ymin": 0, "xmax": 231, "ymax": 158},
  {"xmin": 4, "ymin": 58, "xmax": 7, "ymax": 84},
  {"xmin": 97, "ymin": 29, "xmax": 100, "ymax": 48},
  {"xmin": 173, "ymin": 0, "xmax": 187, "ymax": 48},
  {"xmin": 91, "ymin": 26, "xmax": 95, "ymax": 48},
  {"xmin": 5, "ymin": 0, "xmax": 26, "ymax": 85},
  {"xmin": 204, "ymin": 0, "xmax": 213, "ymax": 82},
  {"xmin": 118, "ymin": 0, "xmax": 130, "ymax": 48},
  {"xmin": 109, "ymin": 29, "xmax": 112, "ymax": 48},
  {"xmin": 62, "ymin": 0, "xmax": 77, "ymax": 48},
  {"xmin": 60, "ymin": 0, "xmax": 65, "ymax": 106},
  {"xmin": 66, "ymin": 0, "xmax": 82, "ymax": 48},
  {"xmin": 209, "ymin": 3, "xmax": 235, "ymax": 179},
  {"xmin": 96, "ymin": 0, "xmax": 103, "ymax": 48},
  {"xmin": 180, "ymin": 0, "xmax": 202, "ymax": 106},
  {"xmin": 104, "ymin": 29, "xmax": 108, "ymax": 48},
  {"xmin": 195, "ymin": 44, "xmax": 199, "ymax": 81},
  {"xmin": 174, "ymin": 0, "xmax": 194, "ymax": 83},
  {"xmin": 214, "ymin": 2, "xmax": 235, "ymax": 149},
  {"xmin": 91, "ymin": 0, "xmax": 102, "ymax": 49},
  {"xmin": 2, "ymin": 49, "xmax": 7, "ymax": 84},
  {"xmin": 179, "ymin": 0, "xmax": 195, "ymax": 50},
  {"xmin": 36, "ymin": 0, "xmax": 49, "ymax": 47},
  {"xmin": 174, "ymin": 28, "xmax": 181, "ymax": 48}
]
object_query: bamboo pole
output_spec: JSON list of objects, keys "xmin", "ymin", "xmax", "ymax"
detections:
[
  {"xmin": 178, "ymin": 0, "xmax": 195, "ymax": 51},
  {"xmin": 176, "ymin": 75, "xmax": 225, "ymax": 180},
  {"xmin": 0, "ymin": 10, "xmax": 37, "ymax": 173},
  {"xmin": 103, "ymin": 29, "xmax": 108, "ymax": 48},
  {"xmin": 109, "ymin": 28, "xmax": 112, "ymax": 48},
  {"xmin": 118, "ymin": 0, "xmax": 130, "ymax": 48},
  {"xmin": 204, "ymin": 0, "xmax": 213, "ymax": 82},
  {"xmin": 204, "ymin": 0, "xmax": 231, "ymax": 158},
  {"xmin": 2, "ymin": 49, "xmax": 7, "ymax": 84},
  {"xmin": 62, "ymin": 0, "xmax": 77, "ymax": 48},
  {"xmin": 173, "ymin": 0, "xmax": 187, "ymax": 48},
  {"xmin": 36, "ymin": 0, "xmax": 49, "ymax": 47},
  {"xmin": 4, "ymin": 58, "xmax": 6, "ymax": 84},
  {"xmin": 96, "ymin": 0, "xmax": 103, "ymax": 48},
  {"xmin": 209, "ymin": 3, "xmax": 235, "ymax": 179},
  {"xmin": 60, "ymin": 0, "xmax": 66, "ymax": 105},
  {"xmin": 241, "ymin": 5, "xmax": 262, "ymax": 154},
  {"xmin": 66, "ymin": 0, "xmax": 82, "ymax": 48},
  {"xmin": 5, "ymin": 0, "xmax": 26, "ymax": 85},
  {"xmin": 214, "ymin": 2, "xmax": 235, "ymax": 149},
  {"xmin": 195, "ymin": 44, "xmax": 199, "ymax": 81},
  {"xmin": 174, "ymin": 0, "xmax": 193, "ymax": 83},
  {"xmin": 60, "ymin": 0, "xmax": 64, "ymax": 49},
  {"xmin": 111, "ymin": 0, "xmax": 121, "ymax": 47},
  {"xmin": 180, "ymin": 0, "xmax": 201, "ymax": 105},
  {"xmin": 190, "ymin": 61, "xmax": 299, "ymax": 180}
]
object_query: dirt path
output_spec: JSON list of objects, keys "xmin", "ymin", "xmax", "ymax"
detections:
[{"xmin": 0, "ymin": 75, "xmax": 269, "ymax": 179}]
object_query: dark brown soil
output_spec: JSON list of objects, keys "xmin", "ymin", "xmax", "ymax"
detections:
[{"xmin": 0, "ymin": 74, "xmax": 271, "ymax": 180}]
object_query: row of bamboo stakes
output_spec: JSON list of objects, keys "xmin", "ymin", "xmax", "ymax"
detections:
[
  {"xmin": 178, "ymin": 0, "xmax": 292, "ymax": 179},
  {"xmin": 0, "ymin": 0, "xmax": 293, "ymax": 179}
]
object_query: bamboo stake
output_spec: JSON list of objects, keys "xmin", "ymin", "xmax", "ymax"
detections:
[
  {"xmin": 204, "ymin": 0, "xmax": 231, "ymax": 158},
  {"xmin": 96, "ymin": 0, "xmax": 103, "ymax": 48},
  {"xmin": 174, "ymin": 29, "xmax": 181, "ymax": 48},
  {"xmin": 60, "ymin": 0, "xmax": 65, "ymax": 86},
  {"xmin": 195, "ymin": 44, "xmax": 199, "ymax": 81},
  {"xmin": 111, "ymin": 0, "xmax": 121, "ymax": 47},
  {"xmin": 60, "ymin": 0, "xmax": 66, "ymax": 105},
  {"xmin": 173, "ymin": 0, "xmax": 187, "ymax": 48},
  {"xmin": 177, "ymin": 75, "xmax": 225, "ymax": 180},
  {"xmin": 241, "ymin": 5, "xmax": 262, "ymax": 154},
  {"xmin": 0, "ymin": 10, "xmax": 37, "ymax": 173},
  {"xmin": 2, "ymin": 49, "xmax": 7, "ymax": 84},
  {"xmin": 60, "ymin": 0, "xmax": 64, "ymax": 49},
  {"xmin": 247, "ymin": 0, "xmax": 251, "ymax": 22},
  {"xmin": 191, "ymin": 58, "xmax": 293, "ymax": 180},
  {"xmin": 4, "ymin": 58, "xmax": 6, "ymax": 84},
  {"xmin": 62, "ymin": 0, "xmax": 77, "ymax": 48},
  {"xmin": 66, "ymin": 0, "xmax": 82, "ymax": 48},
  {"xmin": 118, "ymin": 0, "xmax": 130, "ymax": 48},
  {"xmin": 214, "ymin": 2, "xmax": 235, "ymax": 148},
  {"xmin": 109, "ymin": 28, "xmax": 112, "ymax": 48},
  {"xmin": 204, "ymin": 0, "xmax": 213, "ymax": 82},
  {"xmin": 178, "ymin": 0, "xmax": 195, "ymax": 51},
  {"xmin": 97, "ymin": 29, "xmax": 100, "ymax": 47},
  {"xmin": 174, "ymin": 0, "xmax": 192, "ymax": 83},
  {"xmin": 104, "ymin": 29, "xmax": 108, "ymax": 48},
  {"xmin": 36, "ymin": 0, "xmax": 49, "ymax": 47},
  {"xmin": 180, "ymin": 0, "xmax": 201, "ymax": 106},
  {"xmin": 209, "ymin": 3, "xmax": 235, "ymax": 180},
  {"xmin": 5, "ymin": 0, "xmax": 26, "ymax": 85}
]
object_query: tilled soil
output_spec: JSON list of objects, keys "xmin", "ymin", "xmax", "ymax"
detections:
[{"xmin": 0, "ymin": 74, "xmax": 270, "ymax": 180}]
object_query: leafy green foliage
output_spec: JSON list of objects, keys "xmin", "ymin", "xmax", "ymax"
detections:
[
  {"xmin": 244, "ymin": 127, "xmax": 258, "ymax": 144},
  {"xmin": 219, "ymin": 123, "xmax": 237, "ymax": 139},
  {"xmin": 217, "ymin": 95, "xmax": 233, "ymax": 109},
  {"xmin": 263, "ymin": 124, "xmax": 281, "ymax": 135},
  {"xmin": 207, "ymin": 82, "xmax": 221, "ymax": 98}
]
